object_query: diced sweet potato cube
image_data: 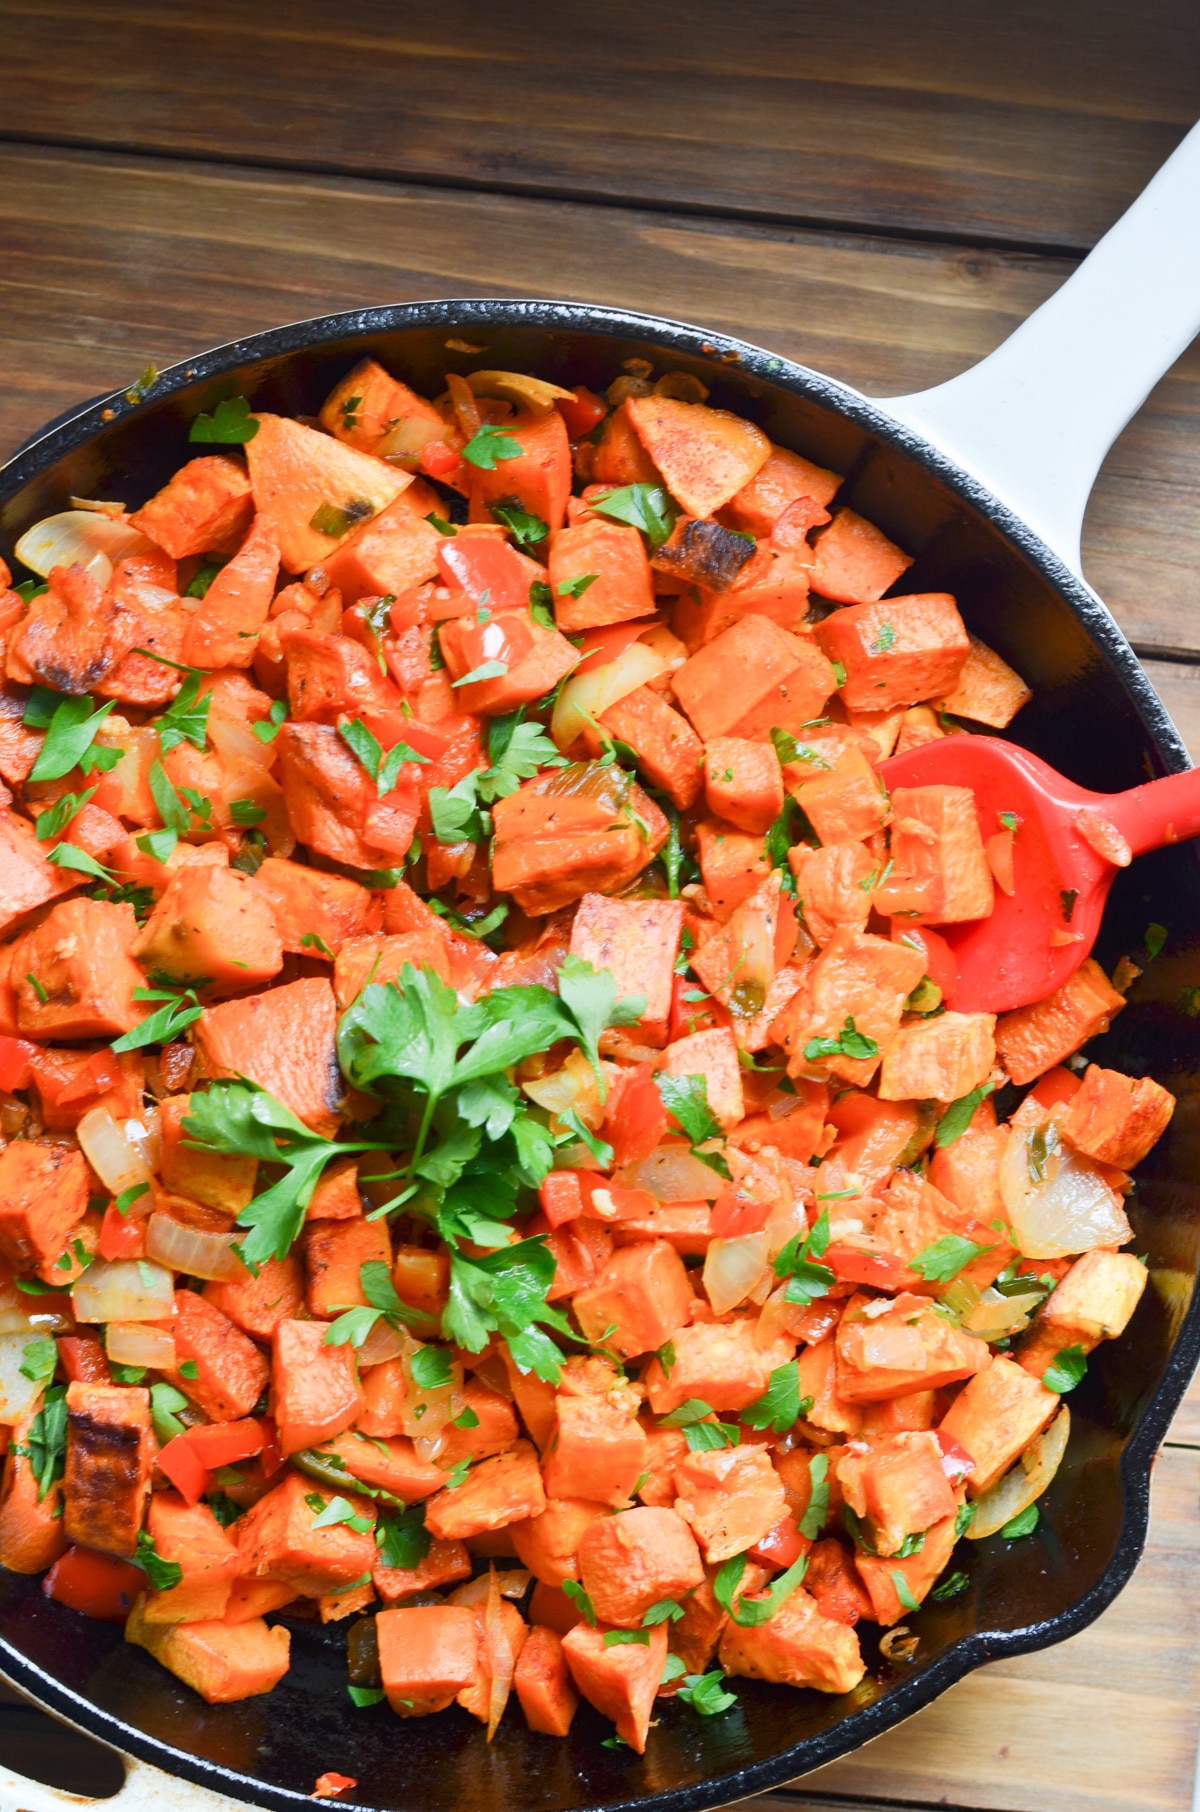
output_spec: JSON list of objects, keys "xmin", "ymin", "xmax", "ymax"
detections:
[
  {"xmin": 549, "ymin": 520, "xmax": 655, "ymax": 631},
  {"xmin": 164, "ymin": 1289, "xmax": 270, "ymax": 1423},
  {"xmin": 599, "ymin": 684, "xmax": 704, "ymax": 812},
  {"xmin": 141, "ymin": 1493, "xmax": 241, "ymax": 1624},
  {"xmin": 318, "ymin": 358, "xmax": 447, "ymax": 455},
  {"xmin": 937, "ymin": 634, "xmax": 1031, "ymax": 728},
  {"xmin": 304, "ymin": 1155, "xmax": 363, "ymax": 1224},
  {"xmin": 689, "ymin": 871, "xmax": 791, "ymax": 1023},
  {"xmin": 282, "ymin": 624, "xmax": 396, "ymax": 721},
  {"xmin": 202, "ymin": 1256, "xmax": 302, "ymax": 1344},
  {"xmin": 792, "ymin": 1335, "xmax": 862, "ymax": 1437},
  {"xmin": 272, "ymin": 1317, "xmax": 363, "ymax": 1456},
  {"xmin": 134, "ymin": 865, "xmax": 283, "ymax": 995},
  {"xmin": 333, "ymin": 931, "xmax": 452, "ymax": 1008},
  {"xmin": 673, "ymin": 615, "xmax": 837, "ymax": 742},
  {"xmin": 719, "ymin": 1584, "xmax": 865, "ymax": 1693},
  {"xmin": 928, "ymin": 1115, "xmax": 1008, "ymax": 1223},
  {"xmin": 807, "ymin": 508, "xmax": 912, "ymax": 605},
  {"xmin": 696, "ymin": 818, "xmax": 771, "ymax": 920},
  {"xmin": 514, "ymin": 1624, "xmax": 579, "ymax": 1736},
  {"xmin": 510, "ymin": 1496, "xmax": 611, "ymax": 1587},
  {"xmin": 250, "ymin": 857, "xmax": 381, "ymax": 957},
  {"xmin": 878, "ymin": 1011, "xmax": 996, "ymax": 1103},
  {"xmin": 0, "ymin": 1405, "xmax": 67, "ymax": 1574},
  {"xmin": 435, "ymin": 1379, "xmax": 519, "ymax": 1469},
  {"xmin": 215, "ymin": 1578, "xmax": 298, "ymax": 1625},
  {"xmin": 577, "ymin": 1505, "xmax": 704, "ymax": 1627},
  {"xmin": 311, "ymin": 1429, "xmax": 444, "ymax": 1505},
  {"xmin": 13, "ymin": 899, "xmax": 145, "ymax": 1039},
  {"xmin": 543, "ymin": 1393, "xmax": 647, "ymax": 1508},
  {"xmin": 321, "ymin": 496, "xmax": 440, "ymax": 604},
  {"xmin": 723, "ymin": 444, "xmax": 841, "ymax": 537},
  {"xmin": 995, "ymin": 960, "xmax": 1126, "ymax": 1086},
  {"xmin": 235, "ymin": 1469, "xmax": 375, "ymax": 1596},
  {"xmin": 568, "ymin": 893, "xmax": 684, "ymax": 1046},
  {"xmin": 1062, "ymin": 1064, "xmax": 1174, "ymax": 1168},
  {"xmin": 63, "ymin": 1382, "xmax": 153, "ymax": 1559},
  {"xmin": 643, "ymin": 1318, "xmax": 796, "ymax": 1416},
  {"xmin": 803, "ymin": 1538, "xmax": 873, "ymax": 1626},
  {"xmin": 704, "ymin": 736, "xmax": 784, "ymax": 835},
  {"xmin": 424, "ymin": 1441, "xmax": 546, "ymax": 1542},
  {"xmin": 572, "ymin": 1240, "xmax": 696, "ymax": 1359},
  {"xmin": 0, "ymin": 808, "xmax": 78, "ymax": 936},
  {"xmin": 789, "ymin": 841, "xmax": 875, "ymax": 945},
  {"xmin": 126, "ymin": 1597, "xmax": 291, "ymax": 1702},
  {"xmin": 816, "ymin": 593, "xmax": 968, "ymax": 709},
  {"xmin": 130, "ymin": 456, "xmax": 254, "ymax": 559},
  {"xmin": 875, "ymin": 784, "xmax": 994, "ymax": 925},
  {"xmin": 302, "ymin": 1216, "xmax": 391, "ymax": 1319},
  {"xmin": 374, "ymin": 1536, "xmax": 472, "ymax": 1605},
  {"xmin": 183, "ymin": 514, "xmax": 281, "ymax": 670},
  {"xmin": 492, "ymin": 770, "xmax": 668, "ymax": 915},
  {"xmin": 194, "ymin": 976, "xmax": 342, "ymax": 1135},
  {"xmin": 854, "ymin": 1505, "xmax": 958, "ymax": 1625},
  {"xmin": 791, "ymin": 744, "xmax": 890, "ymax": 848},
  {"xmin": 836, "ymin": 1293, "xmax": 991, "ymax": 1401},
  {"xmin": 245, "ymin": 412, "xmax": 407, "ymax": 573},
  {"xmin": 375, "ymin": 1603, "xmax": 480, "ymax": 1718},
  {"xmin": 938, "ymin": 1354, "xmax": 1058, "ymax": 1495},
  {"xmin": 673, "ymin": 1445, "xmax": 787, "ymax": 1565},
  {"xmin": 562, "ymin": 1619, "xmax": 668, "ymax": 1753},
  {"xmin": 661, "ymin": 1026, "xmax": 745, "ymax": 1128},
  {"xmin": 671, "ymin": 544, "xmax": 811, "ymax": 647},
  {"xmin": 1016, "ymin": 1249, "xmax": 1148, "ymax": 1385},
  {"xmin": 468, "ymin": 409, "xmax": 572, "ymax": 533},
  {"xmin": 837, "ymin": 1431, "xmax": 957, "ymax": 1555},
  {"xmin": 160, "ymin": 1093, "xmax": 257, "ymax": 1213},
  {"xmin": 0, "ymin": 1140, "xmax": 89, "ymax": 1271},
  {"xmin": 625, "ymin": 395, "xmax": 770, "ymax": 518},
  {"xmin": 773, "ymin": 928, "xmax": 924, "ymax": 1087}
]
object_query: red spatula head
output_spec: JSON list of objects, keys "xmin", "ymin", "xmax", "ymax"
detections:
[{"xmin": 879, "ymin": 738, "xmax": 1118, "ymax": 1013}]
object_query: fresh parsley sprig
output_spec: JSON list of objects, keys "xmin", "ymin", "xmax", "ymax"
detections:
[
  {"xmin": 774, "ymin": 1209, "xmax": 835, "ymax": 1307},
  {"xmin": 324, "ymin": 1259, "xmax": 435, "ymax": 1347}
]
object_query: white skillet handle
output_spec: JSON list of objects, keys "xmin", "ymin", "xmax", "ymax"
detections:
[
  {"xmin": 877, "ymin": 120, "xmax": 1200, "ymax": 577},
  {"xmin": 0, "ymin": 1671, "xmax": 241, "ymax": 1812}
]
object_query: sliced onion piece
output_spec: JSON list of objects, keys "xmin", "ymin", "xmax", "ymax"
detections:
[
  {"xmin": 1000, "ymin": 1109, "xmax": 1131, "ymax": 1259},
  {"xmin": 465, "ymin": 371, "xmax": 575, "ymax": 415},
  {"xmin": 0, "ymin": 1330, "xmax": 49, "ymax": 1425},
  {"xmin": 617, "ymin": 1146, "xmax": 727, "ymax": 1203},
  {"xmin": 483, "ymin": 1565, "xmax": 515, "ymax": 1741},
  {"xmin": 207, "ymin": 706, "xmax": 280, "ymax": 773},
  {"xmin": 401, "ymin": 1349, "xmax": 461, "ymax": 1441},
  {"xmin": 105, "ymin": 1321, "xmax": 177, "ymax": 1371},
  {"xmin": 704, "ymin": 1232, "xmax": 770, "ymax": 1315},
  {"xmin": 551, "ymin": 640, "xmax": 670, "ymax": 751},
  {"xmin": 446, "ymin": 1569, "xmax": 532, "ymax": 1607},
  {"xmin": 967, "ymin": 1402, "xmax": 1071, "ymax": 1539},
  {"xmin": 357, "ymin": 1317, "xmax": 410, "ymax": 1368},
  {"xmin": 73, "ymin": 1257, "xmax": 175, "ymax": 1324},
  {"xmin": 123, "ymin": 1109, "xmax": 162, "ymax": 1174},
  {"xmin": 77, "ymin": 1107, "xmax": 155, "ymax": 1195},
  {"xmin": 522, "ymin": 1048, "xmax": 610, "ymax": 1132},
  {"xmin": 146, "ymin": 1212, "xmax": 246, "ymax": 1283},
  {"xmin": 15, "ymin": 510, "xmax": 152, "ymax": 582}
]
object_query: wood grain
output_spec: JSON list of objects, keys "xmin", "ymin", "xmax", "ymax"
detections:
[
  {"xmin": 1, "ymin": 146, "xmax": 1198, "ymax": 662},
  {"xmin": 1, "ymin": 0, "xmax": 1198, "ymax": 253}
]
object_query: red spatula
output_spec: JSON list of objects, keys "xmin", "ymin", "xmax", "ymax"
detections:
[{"xmin": 878, "ymin": 736, "xmax": 1200, "ymax": 1014}]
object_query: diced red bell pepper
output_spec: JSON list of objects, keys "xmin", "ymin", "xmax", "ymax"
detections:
[
  {"xmin": 889, "ymin": 921, "xmax": 958, "ymax": 1006},
  {"xmin": 935, "ymin": 1429, "xmax": 977, "ymax": 1484},
  {"xmin": 556, "ymin": 386, "xmax": 607, "ymax": 439},
  {"xmin": 419, "ymin": 441, "xmax": 462, "ymax": 480},
  {"xmin": 43, "ymin": 1546, "xmax": 146, "ymax": 1622},
  {"xmin": 156, "ymin": 1432, "xmax": 213, "ymax": 1506},
  {"xmin": 710, "ymin": 1186, "xmax": 773, "ymax": 1240},
  {"xmin": 667, "ymin": 974, "xmax": 729, "ymax": 1042},
  {"xmin": 445, "ymin": 610, "xmax": 536, "ymax": 680},
  {"xmin": 361, "ymin": 710, "xmax": 451, "ymax": 763},
  {"xmin": 604, "ymin": 1062, "xmax": 668, "ymax": 1169},
  {"xmin": 573, "ymin": 620, "xmax": 651, "ymax": 677},
  {"xmin": 99, "ymin": 1203, "xmax": 146, "ymax": 1262},
  {"xmin": 184, "ymin": 1418, "xmax": 266, "ymax": 1468},
  {"xmin": 0, "ymin": 1035, "xmax": 37, "ymax": 1093},
  {"xmin": 748, "ymin": 1516, "xmax": 810, "ymax": 1571},
  {"xmin": 58, "ymin": 1335, "xmax": 112, "ymax": 1385},
  {"xmin": 56, "ymin": 1051, "xmax": 124, "ymax": 1106},
  {"xmin": 312, "ymin": 1775, "xmax": 358, "ymax": 1801},
  {"xmin": 826, "ymin": 1244, "xmax": 910, "ymax": 1292},
  {"xmin": 1028, "ymin": 1066, "xmax": 1083, "ymax": 1111},
  {"xmin": 539, "ymin": 1170, "xmax": 587, "ymax": 1228},
  {"xmin": 579, "ymin": 1179, "xmax": 658, "ymax": 1221},
  {"xmin": 437, "ymin": 537, "xmax": 534, "ymax": 615},
  {"xmin": 259, "ymin": 1415, "xmax": 284, "ymax": 1477}
]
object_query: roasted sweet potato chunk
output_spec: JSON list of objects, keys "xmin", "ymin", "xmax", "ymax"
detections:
[{"xmin": 63, "ymin": 1382, "xmax": 154, "ymax": 1559}]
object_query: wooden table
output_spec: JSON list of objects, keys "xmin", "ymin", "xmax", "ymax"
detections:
[{"xmin": 1, "ymin": 5, "xmax": 1199, "ymax": 1807}]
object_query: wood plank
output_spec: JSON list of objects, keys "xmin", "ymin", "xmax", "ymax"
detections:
[
  {"xmin": 1, "ymin": 147, "xmax": 1198, "ymax": 660},
  {"xmin": 1139, "ymin": 660, "xmax": 1200, "ymax": 762},
  {"xmin": 1167, "ymin": 1362, "xmax": 1200, "ymax": 1449},
  {"xmin": 1, "ymin": 0, "xmax": 1198, "ymax": 253},
  {"xmin": 800, "ymin": 1445, "xmax": 1200, "ymax": 1812}
]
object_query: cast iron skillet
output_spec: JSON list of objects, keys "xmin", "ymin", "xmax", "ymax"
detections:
[{"xmin": 2, "ymin": 164, "xmax": 1200, "ymax": 1812}]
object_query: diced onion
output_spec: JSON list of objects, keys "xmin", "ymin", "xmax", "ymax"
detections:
[
  {"xmin": 879, "ymin": 1626, "xmax": 919, "ymax": 1661},
  {"xmin": 960, "ymin": 1287, "xmax": 1045, "ymax": 1339},
  {"xmin": 146, "ymin": 1212, "xmax": 247, "ymax": 1283},
  {"xmin": 617, "ymin": 1146, "xmax": 727, "ymax": 1203},
  {"xmin": 1000, "ymin": 1110, "xmax": 1131, "ymax": 1259},
  {"xmin": 73, "ymin": 1257, "xmax": 175, "ymax": 1324},
  {"xmin": 357, "ymin": 1317, "xmax": 410, "ymax": 1368},
  {"xmin": 105, "ymin": 1321, "xmax": 177, "ymax": 1370},
  {"xmin": 465, "ymin": 370, "xmax": 575, "ymax": 415},
  {"xmin": 123, "ymin": 1109, "xmax": 161, "ymax": 1173},
  {"xmin": 968, "ymin": 1403, "xmax": 1070, "ymax": 1539},
  {"xmin": 208, "ymin": 707, "xmax": 279, "ymax": 773},
  {"xmin": 522, "ymin": 1048, "xmax": 611, "ymax": 1132},
  {"xmin": 704, "ymin": 1232, "xmax": 771, "ymax": 1315},
  {"xmin": 0, "ymin": 1330, "xmax": 48, "ymax": 1425},
  {"xmin": 401, "ymin": 1349, "xmax": 462, "ymax": 1441},
  {"xmin": 446, "ymin": 1570, "xmax": 532, "ymax": 1606},
  {"xmin": 77, "ymin": 1107, "xmax": 155, "ymax": 1195},
  {"xmin": 0, "ymin": 1309, "xmax": 34, "ymax": 1337},
  {"xmin": 15, "ymin": 510, "xmax": 152, "ymax": 582},
  {"xmin": 484, "ymin": 1566, "xmax": 515, "ymax": 1741},
  {"xmin": 551, "ymin": 640, "xmax": 669, "ymax": 751}
]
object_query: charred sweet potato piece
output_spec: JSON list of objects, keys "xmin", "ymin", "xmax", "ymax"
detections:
[
  {"xmin": 245, "ymin": 412, "xmax": 408, "ymax": 573},
  {"xmin": 130, "ymin": 456, "xmax": 254, "ymax": 559},
  {"xmin": 807, "ymin": 508, "xmax": 912, "ymax": 604},
  {"xmin": 134, "ymin": 865, "xmax": 283, "ymax": 995},
  {"xmin": 549, "ymin": 520, "xmax": 655, "ymax": 631},
  {"xmin": 0, "ymin": 1140, "xmax": 89, "ymax": 1271},
  {"xmin": 1061, "ymin": 1063, "xmax": 1174, "ymax": 1168},
  {"xmin": 625, "ymin": 395, "xmax": 770, "ymax": 519},
  {"xmin": 13, "ymin": 899, "xmax": 145, "ymax": 1040},
  {"xmin": 274, "ymin": 720, "xmax": 377, "ymax": 869},
  {"xmin": 652, "ymin": 517, "xmax": 757, "ymax": 593},
  {"xmin": 126, "ymin": 1598, "xmax": 291, "ymax": 1702},
  {"xmin": 673, "ymin": 614, "xmax": 837, "ymax": 742},
  {"xmin": 568, "ymin": 893, "xmax": 684, "ymax": 1046},
  {"xmin": 598, "ymin": 685, "xmax": 704, "ymax": 812},
  {"xmin": 235, "ymin": 1468, "xmax": 375, "ymax": 1596},
  {"xmin": 272, "ymin": 1318, "xmax": 363, "ymax": 1456},
  {"xmin": 63, "ymin": 1382, "xmax": 154, "ymax": 1559},
  {"xmin": 333, "ymin": 931, "xmax": 452, "ymax": 1007},
  {"xmin": 7, "ymin": 563, "xmax": 139, "ymax": 694},
  {"xmin": 562, "ymin": 1619, "xmax": 668, "ymax": 1753},
  {"xmin": 854, "ymin": 1506, "xmax": 958, "ymax": 1625},
  {"xmin": 719, "ymin": 1584, "xmax": 865, "ymax": 1693},
  {"xmin": 159, "ymin": 1092, "xmax": 257, "ymax": 1213},
  {"xmin": 282, "ymin": 626, "xmax": 398, "ymax": 722},
  {"xmin": 0, "ymin": 808, "xmax": 86, "ymax": 934},
  {"xmin": 250, "ymin": 856, "xmax": 381, "ymax": 960},
  {"xmin": 193, "ymin": 976, "xmax": 342, "ymax": 1134},
  {"xmin": 994, "ymin": 960, "xmax": 1126, "ymax": 1086},
  {"xmin": 319, "ymin": 358, "xmax": 449, "ymax": 457}
]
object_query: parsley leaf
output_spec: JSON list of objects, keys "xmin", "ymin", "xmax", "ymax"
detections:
[
  {"xmin": 803, "ymin": 1016, "xmax": 878, "ymax": 1062},
  {"xmin": 376, "ymin": 1501, "xmax": 431, "ymax": 1571},
  {"xmin": 28, "ymin": 695, "xmax": 117, "ymax": 782},
  {"xmin": 309, "ymin": 1494, "xmax": 373, "ymax": 1534},
  {"xmin": 798, "ymin": 1451, "xmax": 830, "ymax": 1541},
  {"xmin": 428, "ymin": 771, "xmax": 488, "ymax": 844},
  {"xmin": 1145, "ymin": 922, "xmax": 1168, "ymax": 960},
  {"xmin": 19, "ymin": 1338, "xmax": 58, "ymax": 1388},
  {"xmin": 556, "ymin": 573, "xmax": 598, "ymax": 600},
  {"xmin": 133, "ymin": 1530, "xmax": 183, "ymax": 1594},
  {"xmin": 713, "ymin": 1551, "xmax": 808, "ymax": 1627},
  {"xmin": 253, "ymin": 700, "xmax": 288, "ymax": 744},
  {"xmin": 676, "ymin": 1671, "xmax": 737, "ymax": 1716},
  {"xmin": 477, "ymin": 713, "xmax": 565, "ymax": 803},
  {"xmin": 348, "ymin": 1685, "xmax": 386, "ymax": 1708},
  {"xmin": 34, "ymin": 786, "xmax": 97, "ymax": 841},
  {"xmin": 111, "ymin": 985, "xmax": 203, "ymax": 1053},
  {"xmin": 409, "ymin": 1345, "xmax": 454, "ymax": 1390},
  {"xmin": 642, "ymin": 1598, "xmax": 686, "ymax": 1626},
  {"xmin": 909, "ymin": 1235, "xmax": 991, "ymax": 1285},
  {"xmin": 150, "ymin": 1381, "xmax": 190, "ymax": 1445},
  {"xmin": 603, "ymin": 1629, "xmax": 651, "ymax": 1648},
  {"xmin": 934, "ymin": 1081, "xmax": 995, "ymax": 1149},
  {"xmin": 1043, "ymin": 1345, "xmax": 1088, "ymax": 1394},
  {"xmin": 930, "ymin": 1569, "xmax": 970, "ymax": 1601},
  {"xmin": 339, "ymin": 718, "xmax": 429, "ymax": 794},
  {"xmin": 869, "ymin": 622, "xmax": 896, "ymax": 654},
  {"xmin": 188, "ymin": 396, "xmax": 259, "ymax": 443},
  {"xmin": 461, "ymin": 423, "xmax": 522, "ymax": 469},
  {"xmin": 557, "ymin": 954, "xmax": 645, "ymax": 1100},
  {"xmin": 154, "ymin": 671, "xmax": 211, "ymax": 755},
  {"xmin": 46, "ymin": 843, "xmax": 113, "ymax": 883},
  {"xmin": 230, "ymin": 798, "xmax": 267, "ymax": 826},
  {"xmin": 444, "ymin": 1237, "xmax": 569, "ymax": 1383},
  {"xmin": 891, "ymin": 1570, "xmax": 920, "ymax": 1613},
  {"xmin": 588, "ymin": 483, "xmax": 676, "ymax": 548},
  {"xmin": 740, "ymin": 1361, "xmax": 806, "ymax": 1435},
  {"xmin": 561, "ymin": 1580, "xmax": 596, "ymax": 1626},
  {"xmin": 1000, "ymin": 1503, "xmax": 1039, "ymax": 1540},
  {"xmin": 490, "ymin": 502, "xmax": 547, "ymax": 547},
  {"xmin": 325, "ymin": 1259, "xmax": 434, "ymax": 1347},
  {"xmin": 774, "ymin": 1210, "xmax": 835, "ymax": 1307},
  {"xmin": 12, "ymin": 1385, "xmax": 67, "ymax": 1501}
]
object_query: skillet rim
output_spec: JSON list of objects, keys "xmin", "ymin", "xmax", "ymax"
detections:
[{"xmin": 1, "ymin": 295, "xmax": 1197, "ymax": 1812}]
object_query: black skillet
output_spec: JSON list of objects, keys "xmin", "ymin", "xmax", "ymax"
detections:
[{"xmin": 2, "ymin": 125, "xmax": 1200, "ymax": 1812}]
